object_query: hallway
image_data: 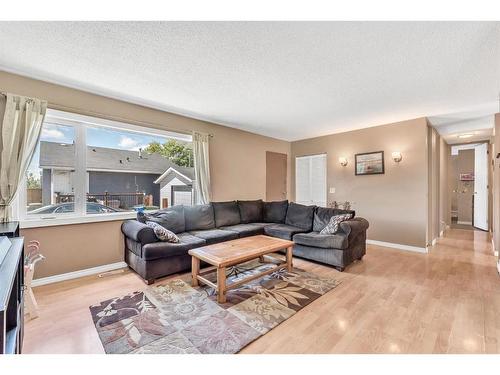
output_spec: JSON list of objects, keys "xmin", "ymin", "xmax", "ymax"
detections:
[{"xmin": 23, "ymin": 228, "xmax": 500, "ymax": 354}]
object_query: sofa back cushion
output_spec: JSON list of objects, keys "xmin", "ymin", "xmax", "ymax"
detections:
[
  {"xmin": 212, "ymin": 201, "xmax": 241, "ymax": 227},
  {"xmin": 263, "ymin": 200, "xmax": 288, "ymax": 223},
  {"xmin": 285, "ymin": 202, "xmax": 315, "ymax": 230},
  {"xmin": 184, "ymin": 204, "xmax": 215, "ymax": 231},
  {"xmin": 313, "ymin": 207, "xmax": 356, "ymax": 232},
  {"xmin": 137, "ymin": 205, "xmax": 185, "ymax": 234},
  {"xmin": 238, "ymin": 200, "xmax": 263, "ymax": 223}
]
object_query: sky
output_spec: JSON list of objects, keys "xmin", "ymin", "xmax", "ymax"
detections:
[
  {"xmin": 40, "ymin": 123, "xmax": 170, "ymax": 150},
  {"xmin": 27, "ymin": 123, "xmax": 172, "ymax": 177}
]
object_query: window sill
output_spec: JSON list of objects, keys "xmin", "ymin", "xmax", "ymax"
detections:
[{"xmin": 19, "ymin": 211, "xmax": 142, "ymax": 229}]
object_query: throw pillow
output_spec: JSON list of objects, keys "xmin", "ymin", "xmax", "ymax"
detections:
[
  {"xmin": 145, "ymin": 221, "xmax": 180, "ymax": 243},
  {"xmin": 319, "ymin": 214, "xmax": 352, "ymax": 235}
]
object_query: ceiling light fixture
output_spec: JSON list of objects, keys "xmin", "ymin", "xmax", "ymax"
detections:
[{"xmin": 458, "ymin": 134, "xmax": 474, "ymax": 139}]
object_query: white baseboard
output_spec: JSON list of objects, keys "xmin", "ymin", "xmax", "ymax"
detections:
[
  {"xmin": 366, "ymin": 239, "xmax": 428, "ymax": 254},
  {"xmin": 457, "ymin": 221, "xmax": 472, "ymax": 225},
  {"xmin": 32, "ymin": 261, "xmax": 128, "ymax": 287}
]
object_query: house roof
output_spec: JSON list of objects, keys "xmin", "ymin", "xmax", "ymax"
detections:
[
  {"xmin": 39, "ymin": 141, "xmax": 194, "ymax": 176},
  {"xmin": 154, "ymin": 166, "xmax": 194, "ymax": 184}
]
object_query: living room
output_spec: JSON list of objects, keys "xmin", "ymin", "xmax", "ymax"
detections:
[{"xmin": 1, "ymin": 2, "xmax": 500, "ymax": 373}]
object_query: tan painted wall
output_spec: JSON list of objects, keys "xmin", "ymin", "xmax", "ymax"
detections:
[
  {"xmin": 450, "ymin": 155, "xmax": 459, "ymax": 218},
  {"xmin": 439, "ymin": 137, "xmax": 450, "ymax": 232},
  {"xmin": 21, "ymin": 221, "xmax": 125, "ymax": 278},
  {"xmin": 427, "ymin": 125, "xmax": 440, "ymax": 244},
  {"xmin": 493, "ymin": 114, "xmax": 500, "ymax": 253},
  {"xmin": 0, "ymin": 70, "xmax": 291, "ymax": 203},
  {"xmin": 291, "ymin": 118, "xmax": 428, "ymax": 248},
  {"xmin": 1, "ymin": 70, "xmax": 291, "ymax": 278},
  {"xmin": 456, "ymin": 149, "xmax": 475, "ymax": 223}
]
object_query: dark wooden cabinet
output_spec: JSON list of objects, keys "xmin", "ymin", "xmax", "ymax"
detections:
[
  {"xmin": 0, "ymin": 237, "xmax": 24, "ymax": 354},
  {"xmin": 0, "ymin": 221, "xmax": 20, "ymax": 238}
]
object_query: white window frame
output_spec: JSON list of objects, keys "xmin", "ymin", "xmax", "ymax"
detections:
[
  {"xmin": 15, "ymin": 109, "xmax": 192, "ymax": 228},
  {"xmin": 295, "ymin": 153, "xmax": 327, "ymax": 207}
]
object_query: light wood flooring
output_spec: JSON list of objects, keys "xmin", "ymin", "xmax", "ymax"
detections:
[{"xmin": 23, "ymin": 228, "xmax": 500, "ymax": 354}]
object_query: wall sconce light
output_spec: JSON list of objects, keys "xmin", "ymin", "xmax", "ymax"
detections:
[
  {"xmin": 392, "ymin": 151, "xmax": 402, "ymax": 163},
  {"xmin": 339, "ymin": 157, "xmax": 348, "ymax": 167}
]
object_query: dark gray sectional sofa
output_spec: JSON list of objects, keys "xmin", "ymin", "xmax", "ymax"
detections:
[{"xmin": 121, "ymin": 200, "xmax": 369, "ymax": 284}]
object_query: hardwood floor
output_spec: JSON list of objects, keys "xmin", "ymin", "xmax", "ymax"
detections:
[{"xmin": 23, "ymin": 228, "xmax": 500, "ymax": 354}]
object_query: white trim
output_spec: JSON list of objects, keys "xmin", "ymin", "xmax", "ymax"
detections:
[
  {"xmin": 31, "ymin": 261, "xmax": 128, "ymax": 287},
  {"xmin": 20, "ymin": 211, "xmax": 138, "ymax": 228},
  {"xmin": 457, "ymin": 221, "xmax": 473, "ymax": 225},
  {"xmin": 154, "ymin": 166, "xmax": 193, "ymax": 184},
  {"xmin": 367, "ymin": 239, "xmax": 428, "ymax": 254},
  {"xmin": 45, "ymin": 108, "xmax": 192, "ymax": 142}
]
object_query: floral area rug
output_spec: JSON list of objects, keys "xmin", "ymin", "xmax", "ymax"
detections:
[{"xmin": 89, "ymin": 260, "xmax": 340, "ymax": 354}]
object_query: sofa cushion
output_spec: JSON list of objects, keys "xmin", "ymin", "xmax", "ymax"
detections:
[
  {"xmin": 189, "ymin": 229, "xmax": 239, "ymax": 245},
  {"xmin": 141, "ymin": 232, "xmax": 206, "ymax": 260},
  {"xmin": 137, "ymin": 205, "xmax": 185, "ymax": 233},
  {"xmin": 212, "ymin": 201, "xmax": 241, "ymax": 227},
  {"xmin": 264, "ymin": 223, "xmax": 308, "ymax": 240},
  {"xmin": 293, "ymin": 232, "xmax": 348, "ymax": 249},
  {"xmin": 263, "ymin": 200, "xmax": 288, "ymax": 223},
  {"xmin": 313, "ymin": 207, "xmax": 356, "ymax": 232},
  {"xmin": 285, "ymin": 202, "xmax": 315, "ymax": 231},
  {"xmin": 184, "ymin": 204, "xmax": 215, "ymax": 231},
  {"xmin": 237, "ymin": 200, "xmax": 263, "ymax": 223},
  {"xmin": 220, "ymin": 223, "xmax": 265, "ymax": 238},
  {"xmin": 249, "ymin": 222, "xmax": 275, "ymax": 230}
]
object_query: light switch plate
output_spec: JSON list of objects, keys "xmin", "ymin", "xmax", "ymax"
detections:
[{"xmin": 329, "ymin": 187, "xmax": 336, "ymax": 194}]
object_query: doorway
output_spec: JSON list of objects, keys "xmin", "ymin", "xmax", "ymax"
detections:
[
  {"xmin": 450, "ymin": 143, "xmax": 489, "ymax": 230},
  {"xmin": 266, "ymin": 151, "xmax": 287, "ymax": 201}
]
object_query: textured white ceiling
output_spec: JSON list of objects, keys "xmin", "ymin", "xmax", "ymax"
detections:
[{"xmin": 0, "ymin": 22, "xmax": 499, "ymax": 141}]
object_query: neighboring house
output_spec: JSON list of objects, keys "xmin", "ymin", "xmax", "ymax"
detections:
[
  {"xmin": 39, "ymin": 141, "xmax": 194, "ymax": 209},
  {"xmin": 154, "ymin": 165, "xmax": 195, "ymax": 208}
]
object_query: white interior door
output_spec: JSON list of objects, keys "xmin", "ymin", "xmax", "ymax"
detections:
[
  {"xmin": 474, "ymin": 143, "xmax": 488, "ymax": 230},
  {"xmin": 295, "ymin": 154, "xmax": 326, "ymax": 206}
]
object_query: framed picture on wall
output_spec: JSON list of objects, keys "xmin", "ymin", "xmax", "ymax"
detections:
[
  {"xmin": 460, "ymin": 173, "xmax": 474, "ymax": 181},
  {"xmin": 355, "ymin": 151, "xmax": 385, "ymax": 175}
]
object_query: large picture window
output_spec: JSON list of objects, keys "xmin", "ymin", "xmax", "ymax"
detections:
[{"xmin": 20, "ymin": 109, "xmax": 193, "ymax": 221}]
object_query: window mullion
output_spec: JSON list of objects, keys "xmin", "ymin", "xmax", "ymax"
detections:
[{"xmin": 74, "ymin": 124, "xmax": 87, "ymax": 216}]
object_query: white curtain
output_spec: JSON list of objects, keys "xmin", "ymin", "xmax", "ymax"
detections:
[
  {"xmin": 192, "ymin": 131, "xmax": 211, "ymax": 204},
  {"xmin": 0, "ymin": 94, "xmax": 47, "ymax": 222}
]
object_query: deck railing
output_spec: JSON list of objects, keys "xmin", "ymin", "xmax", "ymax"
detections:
[{"xmin": 56, "ymin": 192, "xmax": 145, "ymax": 210}]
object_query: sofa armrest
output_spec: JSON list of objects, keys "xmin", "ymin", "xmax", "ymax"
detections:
[
  {"xmin": 338, "ymin": 217, "xmax": 369, "ymax": 240},
  {"xmin": 121, "ymin": 220, "xmax": 158, "ymax": 245}
]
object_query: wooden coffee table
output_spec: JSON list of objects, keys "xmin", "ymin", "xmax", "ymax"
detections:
[{"xmin": 188, "ymin": 235, "xmax": 294, "ymax": 303}]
